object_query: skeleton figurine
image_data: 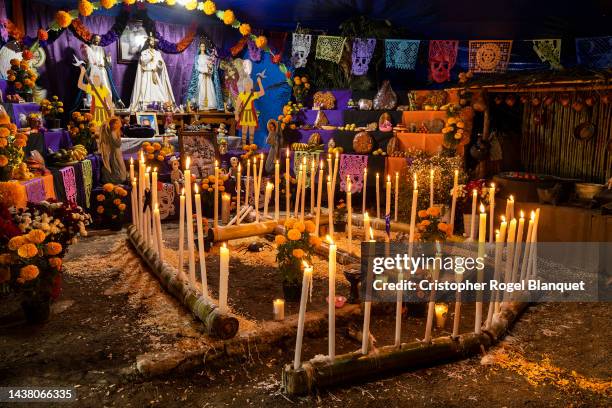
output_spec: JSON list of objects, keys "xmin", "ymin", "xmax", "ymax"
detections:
[
  {"xmin": 169, "ymin": 156, "xmax": 184, "ymax": 194},
  {"xmin": 291, "ymin": 34, "xmax": 312, "ymax": 68},
  {"xmin": 229, "ymin": 156, "xmax": 240, "ymax": 178}
]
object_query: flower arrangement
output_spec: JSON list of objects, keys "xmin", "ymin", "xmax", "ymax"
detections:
[
  {"xmin": 142, "ymin": 141, "xmax": 172, "ymax": 165},
  {"xmin": 239, "ymin": 143, "xmax": 259, "ymax": 162},
  {"xmin": 95, "ymin": 183, "xmax": 128, "ymax": 226},
  {"xmin": 0, "ymin": 200, "xmax": 91, "ymax": 303},
  {"xmin": 275, "ymin": 218, "xmax": 319, "ymax": 285},
  {"xmin": 5, "ymin": 58, "xmax": 37, "ymax": 98},
  {"xmin": 441, "ymin": 114, "xmax": 466, "ymax": 149},
  {"xmin": 199, "ymin": 173, "xmax": 228, "ymax": 214},
  {"xmin": 459, "ymin": 179, "xmax": 493, "ymax": 210},
  {"xmin": 277, "ymin": 101, "xmax": 303, "ymax": 131},
  {"xmin": 292, "ymin": 76, "xmax": 311, "ymax": 104},
  {"xmin": 40, "ymin": 95, "xmax": 64, "ymax": 120},
  {"xmin": 54, "ymin": 11, "xmax": 73, "ymax": 29},
  {"xmin": 0, "ymin": 121, "xmax": 28, "ymax": 180},
  {"xmin": 67, "ymin": 112, "xmax": 96, "ymax": 153},
  {"xmin": 416, "ymin": 206, "xmax": 449, "ymax": 242}
]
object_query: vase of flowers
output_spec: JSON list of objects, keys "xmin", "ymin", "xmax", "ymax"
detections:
[
  {"xmin": 416, "ymin": 206, "xmax": 450, "ymax": 243},
  {"xmin": 40, "ymin": 96, "xmax": 64, "ymax": 129},
  {"xmin": 0, "ymin": 201, "xmax": 90, "ymax": 324},
  {"xmin": 333, "ymin": 199, "xmax": 348, "ymax": 232},
  {"xmin": 95, "ymin": 184, "xmax": 128, "ymax": 230},
  {"xmin": 200, "ymin": 172, "xmax": 228, "ymax": 218},
  {"xmin": 6, "ymin": 58, "xmax": 37, "ymax": 102},
  {"xmin": 275, "ymin": 218, "xmax": 319, "ymax": 301},
  {"xmin": 292, "ymin": 76, "xmax": 311, "ymax": 105},
  {"xmin": 142, "ymin": 141, "xmax": 172, "ymax": 167},
  {"xmin": 0, "ymin": 117, "xmax": 28, "ymax": 182},
  {"xmin": 68, "ymin": 112, "xmax": 96, "ymax": 153}
]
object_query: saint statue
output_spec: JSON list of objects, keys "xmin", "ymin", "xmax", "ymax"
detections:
[
  {"xmin": 99, "ymin": 117, "xmax": 127, "ymax": 184},
  {"xmin": 235, "ymin": 60, "xmax": 265, "ymax": 145},
  {"xmin": 130, "ymin": 34, "xmax": 175, "ymax": 111},
  {"xmin": 80, "ymin": 34, "xmax": 123, "ymax": 106},
  {"xmin": 0, "ymin": 40, "xmax": 22, "ymax": 80},
  {"xmin": 77, "ymin": 64, "xmax": 114, "ymax": 127},
  {"xmin": 185, "ymin": 39, "xmax": 223, "ymax": 110}
]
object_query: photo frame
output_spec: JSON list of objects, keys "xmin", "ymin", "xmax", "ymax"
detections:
[
  {"xmin": 117, "ymin": 19, "xmax": 147, "ymax": 64},
  {"xmin": 179, "ymin": 129, "xmax": 219, "ymax": 180},
  {"xmin": 135, "ymin": 112, "xmax": 159, "ymax": 134}
]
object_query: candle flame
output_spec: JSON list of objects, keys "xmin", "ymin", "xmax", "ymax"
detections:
[
  {"xmin": 154, "ymin": 203, "xmax": 159, "ymax": 211},
  {"xmin": 520, "ymin": 210, "xmax": 524, "ymax": 219},
  {"xmin": 490, "ymin": 183, "xmax": 495, "ymax": 189},
  {"xmin": 181, "ymin": 188, "xmax": 185, "ymax": 196},
  {"xmin": 302, "ymin": 260, "xmax": 310, "ymax": 269},
  {"xmin": 286, "ymin": 148, "xmax": 290, "ymax": 158},
  {"xmin": 364, "ymin": 211, "xmax": 369, "ymax": 219},
  {"xmin": 430, "ymin": 169, "xmax": 434, "ymax": 176},
  {"xmin": 238, "ymin": 163, "xmax": 241, "ymax": 171},
  {"xmin": 302, "ymin": 156, "xmax": 307, "ymax": 165},
  {"xmin": 509, "ymin": 195, "xmax": 514, "ymax": 202},
  {"xmin": 364, "ymin": 168, "xmax": 367, "ymax": 175},
  {"xmin": 130, "ymin": 157, "xmax": 133, "ymax": 164},
  {"xmin": 215, "ymin": 160, "xmax": 218, "ymax": 167},
  {"xmin": 267, "ymin": 182, "xmax": 274, "ymax": 189},
  {"xmin": 473, "ymin": 189, "xmax": 477, "ymax": 195},
  {"xmin": 454, "ymin": 169, "xmax": 458, "ymax": 176},
  {"xmin": 132, "ymin": 177, "xmax": 136, "ymax": 183},
  {"xmin": 501, "ymin": 215, "xmax": 506, "ymax": 223},
  {"xmin": 530, "ymin": 210, "xmax": 536, "ymax": 221},
  {"xmin": 260, "ymin": 153, "xmax": 264, "ymax": 160},
  {"xmin": 185, "ymin": 156, "xmax": 190, "ymax": 169},
  {"xmin": 387, "ymin": 174, "xmax": 391, "ymax": 182},
  {"xmin": 369, "ymin": 227, "xmax": 374, "ymax": 241},
  {"xmin": 153, "ymin": 167, "xmax": 157, "ymax": 173},
  {"xmin": 146, "ymin": 166, "xmax": 151, "ymax": 173},
  {"xmin": 327, "ymin": 175, "xmax": 331, "ymax": 182},
  {"xmin": 247, "ymin": 158, "xmax": 251, "ymax": 164},
  {"xmin": 479, "ymin": 203, "xmax": 485, "ymax": 213},
  {"xmin": 413, "ymin": 173, "xmax": 418, "ymax": 190},
  {"xmin": 140, "ymin": 151, "xmax": 144, "ymax": 162},
  {"xmin": 335, "ymin": 151, "xmax": 339, "ymax": 158},
  {"xmin": 222, "ymin": 242, "xmax": 227, "ymax": 249},
  {"xmin": 194, "ymin": 183, "xmax": 199, "ymax": 194},
  {"xmin": 320, "ymin": 160, "xmax": 324, "ymax": 170},
  {"xmin": 326, "ymin": 234, "xmax": 334, "ymax": 245},
  {"xmin": 376, "ymin": 172, "xmax": 379, "ymax": 178}
]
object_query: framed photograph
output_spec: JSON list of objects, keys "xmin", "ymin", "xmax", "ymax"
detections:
[
  {"xmin": 117, "ymin": 20, "xmax": 148, "ymax": 64},
  {"xmin": 179, "ymin": 130, "xmax": 219, "ymax": 180},
  {"xmin": 135, "ymin": 112, "xmax": 159, "ymax": 134}
]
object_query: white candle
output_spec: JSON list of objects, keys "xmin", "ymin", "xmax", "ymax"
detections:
[
  {"xmin": 138, "ymin": 152, "xmax": 145, "ymax": 233},
  {"xmin": 424, "ymin": 249, "xmax": 441, "ymax": 342},
  {"xmin": 315, "ymin": 161, "xmax": 324, "ymax": 236},
  {"xmin": 153, "ymin": 204, "xmax": 163, "ymax": 262},
  {"xmin": 274, "ymin": 160, "xmax": 280, "ymax": 220},
  {"xmin": 361, "ymin": 228, "xmax": 375, "ymax": 354},
  {"xmin": 236, "ymin": 164, "xmax": 242, "ymax": 225},
  {"xmin": 221, "ymin": 193, "xmax": 231, "ymax": 224},
  {"xmin": 263, "ymin": 182, "xmax": 273, "ymax": 218},
  {"xmin": 511, "ymin": 211, "xmax": 525, "ymax": 282},
  {"xmin": 503, "ymin": 218, "xmax": 518, "ymax": 296},
  {"xmin": 362, "ymin": 167, "xmax": 367, "ymax": 214},
  {"xmin": 475, "ymin": 203, "xmax": 487, "ymax": 334},
  {"xmin": 487, "ymin": 217, "xmax": 507, "ymax": 327},
  {"xmin": 300, "ymin": 158, "xmax": 307, "ymax": 222},
  {"xmin": 519, "ymin": 211, "xmax": 535, "ymax": 282},
  {"xmin": 363, "ymin": 212, "xmax": 371, "ymax": 240},
  {"xmin": 331, "ymin": 151, "xmax": 339, "ymax": 201},
  {"xmin": 219, "ymin": 242, "xmax": 229, "ymax": 313},
  {"xmin": 452, "ymin": 268, "xmax": 463, "ymax": 338},
  {"xmin": 376, "ymin": 173, "xmax": 380, "ymax": 219},
  {"xmin": 527, "ymin": 208, "xmax": 540, "ymax": 278},
  {"xmin": 327, "ymin": 176, "xmax": 333, "ymax": 238},
  {"xmin": 178, "ymin": 189, "xmax": 185, "ymax": 278},
  {"xmin": 152, "ymin": 167, "xmax": 158, "ymax": 210},
  {"xmin": 385, "ymin": 174, "xmax": 391, "ymax": 217},
  {"xmin": 469, "ymin": 189, "xmax": 477, "ymax": 240},
  {"xmin": 286, "ymin": 149, "xmax": 291, "ymax": 221},
  {"xmin": 294, "ymin": 261, "xmax": 312, "ymax": 369},
  {"xmin": 489, "ymin": 183, "xmax": 495, "ymax": 243},
  {"xmin": 253, "ymin": 158, "xmax": 260, "ymax": 222},
  {"xmin": 192, "ymin": 185, "xmax": 206, "ymax": 294},
  {"xmin": 214, "ymin": 161, "xmax": 219, "ymax": 228},
  {"xmin": 144, "ymin": 169, "xmax": 151, "ymax": 246},
  {"xmin": 129, "ymin": 157, "xmax": 134, "ymax": 185},
  {"xmin": 429, "ymin": 168, "xmax": 435, "ymax": 207},
  {"xmin": 505, "ymin": 195, "xmax": 514, "ymax": 222},
  {"xmin": 449, "ymin": 169, "xmax": 458, "ymax": 235},
  {"xmin": 310, "ymin": 158, "xmax": 316, "ymax": 214},
  {"xmin": 394, "ymin": 171, "xmax": 399, "ymax": 222},
  {"xmin": 184, "ymin": 158, "xmax": 196, "ymax": 286},
  {"xmin": 409, "ymin": 174, "xmax": 418, "ymax": 243},
  {"xmin": 294, "ymin": 164, "xmax": 302, "ymax": 218},
  {"xmin": 245, "ymin": 159, "xmax": 251, "ymax": 209},
  {"xmin": 258, "ymin": 153, "xmax": 264, "ymax": 199},
  {"xmin": 131, "ymin": 177, "xmax": 137, "ymax": 228},
  {"xmin": 346, "ymin": 176, "xmax": 352, "ymax": 252},
  {"xmin": 273, "ymin": 299, "xmax": 285, "ymax": 321},
  {"xmin": 327, "ymin": 235, "xmax": 336, "ymax": 362}
]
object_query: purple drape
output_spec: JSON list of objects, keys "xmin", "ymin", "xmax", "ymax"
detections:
[{"xmin": 23, "ymin": 1, "xmax": 232, "ymax": 106}]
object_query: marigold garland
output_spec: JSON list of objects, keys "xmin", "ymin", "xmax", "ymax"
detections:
[
  {"xmin": 255, "ymin": 35, "xmax": 267, "ymax": 49},
  {"xmin": 123, "ymin": 0, "xmax": 136, "ymax": 4},
  {"xmin": 100, "ymin": 0, "xmax": 117, "ymax": 9},
  {"xmin": 55, "ymin": 11, "xmax": 73, "ymax": 29},
  {"xmin": 222, "ymin": 10, "xmax": 236, "ymax": 25},
  {"xmin": 37, "ymin": 28, "xmax": 48, "ymax": 41},
  {"xmin": 78, "ymin": 0, "xmax": 95, "ymax": 17},
  {"xmin": 184, "ymin": 0, "xmax": 198, "ymax": 11},
  {"xmin": 239, "ymin": 23, "xmax": 251, "ymax": 36},
  {"xmin": 203, "ymin": 0, "xmax": 216, "ymax": 15}
]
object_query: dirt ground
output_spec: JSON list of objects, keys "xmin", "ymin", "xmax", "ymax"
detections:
[{"xmin": 0, "ymin": 226, "xmax": 610, "ymax": 408}]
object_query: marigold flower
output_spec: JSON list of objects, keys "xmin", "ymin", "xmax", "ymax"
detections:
[
  {"xmin": 103, "ymin": 183, "xmax": 114, "ymax": 192},
  {"xmin": 100, "ymin": 0, "xmax": 116, "ymax": 9},
  {"xmin": 184, "ymin": 0, "xmax": 197, "ymax": 10},
  {"xmin": 420, "ymin": 219, "xmax": 431, "ymax": 227},
  {"xmin": 118, "ymin": 203, "xmax": 126, "ymax": 211},
  {"xmin": 0, "ymin": 127, "xmax": 9, "ymax": 137},
  {"xmin": 222, "ymin": 9, "xmax": 235, "ymax": 25},
  {"xmin": 113, "ymin": 198, "xmax": 121, "ymax": 206},
  {"xmin": 17, "ymin": 243, "xmax": 38, "ymax": 259},
  {"xmin": 239, "ymin": 24, "xmax": 251, "ymax": 36},
  {"xmin": 97, "ymin": 206, "xmax": 104, "ymax": 214},
  {"xmin": 284, "ymin": 218, "xmax": 296, "ymax": 229},
  {"xmin": 304, "ymin": 220, "xmax": 316, "ymax": 233},
  {"xmin": 255, "ymin": 35, "xmax": 267, "ymax": 49},
  {"xmin": 78, "ymin": 0, "xmax": 94, "ymax": 17},
  {"xmin": 293, "ymin": 221, "xmax": 306, "ymax": 233},
  {"xmin": 19, "ymin": 265, "xmax": 39, "ymax": 282},
  {"xmin": 0, "ymin": 155, "xmax": 8, "ymax": 167},
  {"xmin": 418, "ymin": 210, "xmax": 429, "ymax": 218},
  {"xmin": 275, "ymin": 235, "xmax": 286, "ymax": 245},
  {"xmin": 308, "ymin": 235, "xmax": 322, "ymax": 246},
  {"xmin": 203, "ymin": 0, "xmax": 216, "ymax": 15},
  {"xmin": 287, "ymin": 228, "xmax": 302, "ymax": 241},
  {"xmin": 426, "ymin": 206, "xmax": 440, "ymax": 217},
  {"xmin": 97, "ymin": 194, "xmax": 105, "ymax": 202},
  {"xmin": 45, "ymin": 242, "xmax": 62, "ymax": 256},
  {"xmin": 438, "ymin": 222, "xmax": 448, "ymax": 232},
  {"xmin": 0, "ymin": 139, "xmax": 7, "ymax": 148},
  {"xmin": 49, "ymin": 257, "xmax": 62, "ymax": 270},
  {"xmin": 292, "ymin": 248, "xmax": 304, "ymax": 258},
  {"xmin": 8, "ymin": 236, "xmax": 26, "ymax": 250},
  {"xmin": 26, "ymin": 229, "xmax": 46, "ymax": 244}
]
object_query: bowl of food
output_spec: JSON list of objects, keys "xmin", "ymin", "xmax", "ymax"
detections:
[{"xmin": 575, "ymin": 183, "xmax": 604, "ymax": 201}]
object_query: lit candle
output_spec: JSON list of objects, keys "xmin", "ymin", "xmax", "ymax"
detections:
[
  {"xmin": 194, "ymin": 184, "xmax": 208, "ymax": 295},
  {"xmin": 346, "ymin": 176, "xmax": 352, "ymax": 252},
  {"xmin": 236, "ymin": 163, "xmax": 242, "ymax": 225},
  {"xmin": 152, "ymin": 167, "xmax": 158, "ymax": 210},
  {"xmin": 214, "ymin": 161, "xmax": 219, "ymax": 228},
  {"xmin": 452, "ymin": 267, "xmax": 464, "ymax": 338},
  {"xmin": 469, "ymin": 189, "xmax": 477, "ymax": 240},
  {"xmin": 153, "ymin": 204, "xmax": 163, "ymax": 262},
  {"xmin": 219, "ymin": 242, "xmax": 229, "ymax": 313},
  {"xmin": 327, "ymin": 235, "xmax": 336, "ymax": 362},
  {"xmin": 362, "ymin": 167, "xmax": 367, "ymax": 214},
  {"xmin": 434, "ymin": 303, "xmax": 448, "ymax": 329},
  {"xmin": 503, "ymin": 217, "xmax": 518, "ymax": 301},
  {"xmin": 184, "ymin": 158, "xmax": 196, "ymax": 286},
  {"xmin": 245, "ymin": 159, "xmax": 251, "ymax": 210},
  {"xmin": 489, "ymin": 183, "xmax": 495, "ymax": 243},
  {"xmin": 258, "ymin": 153, "xmax": 264, "ymax": 199},
  {"xmin": 475, "ymin": 203, "xmax": 487, "ymax": 334},
  {"xmin": 294, "ymin": 164, "xmax": 302, "ymax": 218},
  {"xmin": 487, "ymin": 216, "xmax": 507, "ymax": 327},
  {"xmin": 285, "ymin": 149, "xmax": 291, "ymax": 221},
  {"xmin": 315, "ymin": 161, "xmax": 324, "ymax": 236},
  {"xmin": 519, "ymin": 211, "xmax": 535, "ymax": 282},
  {"xmin": 274, "ymin": 160, "xmax": 280, "ymax": 220},
  {"xmin": 424, "ymin": 249, "xmax": 442, "ymax": 342},
  {"xmin": 527, "ymin": 208, "xmax": 540, "ymax": 278},
  {"xmin": 376, "ymin": 172, "xmax": 380, "ymax": 219},
  {"xmin": 363, "ymin": 212, "xmax": 370, "ymax": 240},
  {"xmin": 138, "ymin": 151, "xmax": 145, "ymax": 233},
  {"xmin": 131, "ymin": 177, "xmax": 137, "ymax": 228},
  {"xmin": 300, "ymin": 158, "xmax": 307, "ymax": 222},
  {"xmin": 429, "ymin": 168, "xmax": 435, "ymax": 207},
  {"xmin": 253, "ymin": 158, "xmax": 260, "ymax": 222},
  {"xmin": 511, "ymin": 211, "xmax": 525, "ymax": 282},
  {"xmin": 273, "ymin": 299, "xmax": 285, "ymax": 321},
  {"xmin": 385, "ymin": 174, "xmax": 391, "ymax": 217},
  {"xmin": 449, "ymin": 169, "xmax": 458, "ymax": 235},
  {"xmin": 409, "ymin": 174, "xmax": 418, "ymax": 243},
  {"xmin": 327, "ymin": 176, "xmax": 334, "ymax": 237},
  {"xmin": 129, "ymin": 157, "xmax": 134, "ymax": 184},
  {"xmin": 505, "ymin": 195, "xmax": 514, "ymax": 222},
  {"xmin": 263, "ymin": 182, "xmax": 273, "ymax": 218},
  {"xmin": 178, "ymin": 188, "xmax": 185, "ymax": 278},
  {"xmin": 394, "ymin": 172, "xmax": 399, "ymax": 222},
  {"xmin": 361, "ymin": 227, "xmax": 375, "ymax": 354},
  {"xmin": 221, "ymin": 193, "xmax": 231, "ymax": 224},
  {"xmin": 294, "ymin": 261, "xmax": 313, "ymax": 369},
  {"xmin": 310, "ymin": 158, "xmax": 316, "ymax": 214},
  {"xmin": 144, "ymin": 168, "xmax": 151, "ymax": 246}
]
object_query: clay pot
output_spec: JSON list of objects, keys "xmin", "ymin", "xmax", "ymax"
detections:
[
  {"xmin": 572, "ymin": 99, "xmax": 585, "ymax": 112},
  {"xmin": 494, "ymin": 95, "xmax": 503, "ymax": 105},
  {"xmin": 505, "ymin": 95, "xmax": 516, "ymax": 107},
  {"xmin": 531, "ymin": 97, "xmax": 541, "ymax": 106},
  {"xmin": 520, "ymin": 95, "xmax": 529, "ymax": 104},
  {"xmin": 559, "ymin": 94, "xmax": 571, "ymax": 107},
  {"xmin": 544, "ymin": 95, "xmax": 555, "ymax": 106},
  {"xmin": 585, "ymin": 96, "xmax": 595, "ymax": 107},
  {"xmin": 601, "ymin": 94, "xmax": 610, "ymax": 105}
]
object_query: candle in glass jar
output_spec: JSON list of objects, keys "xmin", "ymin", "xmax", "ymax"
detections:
[
  {"xmin": 219, "ymin": 243, "xmax": 229, "ymax": 313},
  {"xmin": 273, "ymin": 299, "xmax": 285, "ymax": 321}
]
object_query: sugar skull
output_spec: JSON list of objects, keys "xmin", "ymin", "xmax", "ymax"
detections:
[
  {"xmin": 158, "ymin": 183, "xmax": 176, "ymax": 219},
  {"xmin": 291, "ymin": 34, "xmax": 311, "ymax": 68},
  {"xmin": 428, "ymin": 40, "xmax": 458, "ymax": 83},
  {"xmin": 351, "ymin": 38, "xmax": 376, "ymax": 76}
]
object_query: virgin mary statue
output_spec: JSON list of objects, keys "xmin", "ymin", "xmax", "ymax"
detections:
[
  {"xmin": 130, "ymin": 35, "xmax": 175, "ymax": 110},
  {"xmin": 185, "ymin": 39, "xmax": 223, "ymax": 110}
]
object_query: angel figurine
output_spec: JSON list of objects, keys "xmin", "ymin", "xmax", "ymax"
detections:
[
  {"xmin": 235, "ymin": 61, "xmax": 265, "ymax": 145},
  {"xmin": 169, "ymin": 156, "xmax": 184, "ymax": 194}
]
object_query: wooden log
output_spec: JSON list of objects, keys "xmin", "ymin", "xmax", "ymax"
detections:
[
  {"xmin": 127, "ymin": 225, "xmax": 239, "ymax": 340},
  {"xmin": 210, "ymin": 219, "xmax": 279, "ymax": 242},
  {"xmin": 350, "ymin": 212, "xmax": 412, "ymax": 234},
  {"xmin": 283, "ymin": 299, "xmax": 528, "ymax": 395}
]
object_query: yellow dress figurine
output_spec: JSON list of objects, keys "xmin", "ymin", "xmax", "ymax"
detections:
[
  {"xmin": 76, "ymin": 64, "xmax": 113, "ymax": 127},
  {"xmin": 235, "ymin": 63, "xmax": 265, "ymax": 145}
]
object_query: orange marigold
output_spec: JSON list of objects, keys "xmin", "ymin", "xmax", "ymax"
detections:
[
  {"xmin": 292, "ymin": 248, "xmax": 305, "ymax": 258},
  {"xmin": 239, "ymin": 24, "xmax": 251, "ymax": 36},
  {"xmin": 26, "ymin": 229, "xmax": 46, "ymax": 244},
  {"xmin": 274, "ymin": 235, "xmax": 286, "ymax": 245},
  {"xmin": 222, "ymin": 10, "xmax": 235, "ymax": 25},
  {"xmin": 0, "ymin": 127, "xmax": 10, "ymax": 137},
  {"xmin": 308, "ymin": 235, "xmax": 322, "ymax": 246},
  {"xmin": 96, "ymin": 206, "xmax": 104, "ymax": 214},
  {"xmin": 418, "ymin": 209, "xmax": 429, "ymax": 218},
  {"xmin": 287, "ymin": 228, "xmax": 301, "ymax": 241},
  {"xmin": 284, "ymin": 218, "xmax": 296, "ymax": 229},
  {"xmin": 8, "ymin": 236, "xmax": 26, "ymax": 251},
  {"xmin": 55, "ymin": 11, "xmax": 73, "ymax": 29},
  {"xmin": 118, "ymin": 203, "xmax": 126, "ymax": 211},
  {"xmin": 19, "ymin": 265, "xmax": 39, "ymax": 282},
  {"xmin": 293, "ymin": 221, "xmax": 305, "ymax": 233},
  {"xmin": 426, "ymin": 206, "xmax": 440, "ymax": 217},
  {"xmin": 184, "ymin": 0, "xmax": 197, "ymax": 10},
  {"xmin": 49, "ymin": 257, "xmax": 62, "ymax": 270},
  {"xmin": 103, "ymin": 183, "xmax": 114, "ymax": 192},
  {"xmin": 438, "ymin": 222, "xmax": 449, "ymax": 233},
  {"xmin": 45, "ymin": 242, "xmax": 62, "ymax": 256},
  {"xmin": 96, "ymin": 194, "xmax": 105, "ymax": 202},
  {"xmin": 0, "ymin": 155, "xmax": 8, "ymax": 167},
  {"xmin": 255, "ymin": 35, "xmax": 267, "ymax": 49},
  {"xmin": 304, "ymin": 220, "xmax": 316, "ymax": 233},
  {"xmin": 100, "ymin": 0, "xmax": 116, "ymax": 9},
  {"xmin": 203, "ymin": 0, "xmax": 216, "ymax": 15},
  {"xmin": 78, "ymin": 0, "xmax": 94, "ymax": 16},
  {"xmin": 17, "ymin": 243, "xmax": 38, "ymax": 259}
]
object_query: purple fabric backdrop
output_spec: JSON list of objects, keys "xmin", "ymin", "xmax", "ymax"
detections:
[{"xmin": 24, "ymin": 1, "xmax": 233, "ymax": 107}]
